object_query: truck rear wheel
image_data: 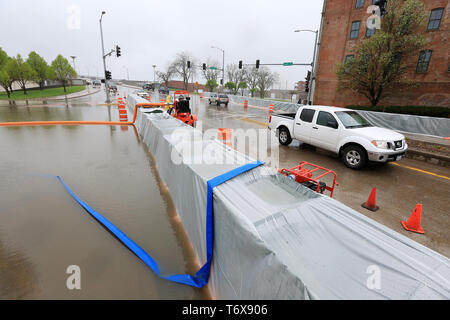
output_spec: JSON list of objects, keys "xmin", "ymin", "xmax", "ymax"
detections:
[
  {"xmin": 278, "ymin": 127, "xmax": 292, "ymax": 146},
  {"xmin": 342, "ymin": 145, "xmax": 367, "ymax": 169}
]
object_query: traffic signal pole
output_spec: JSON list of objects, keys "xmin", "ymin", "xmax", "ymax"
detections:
[{"xmin": 99, "ymin": 12, "xmax": 110, "ymax": 103}]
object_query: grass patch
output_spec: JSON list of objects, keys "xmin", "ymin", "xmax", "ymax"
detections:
[
  {"xmin": 0, "ymin": 85, "xmax": 86, "ymax": 100},
  {"xmin": 347, "ymin": 105, "xmax": 450, "ymax": 118}
]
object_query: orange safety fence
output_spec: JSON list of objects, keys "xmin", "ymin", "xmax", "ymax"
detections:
[{"xmin": 0, "ymin": 102, "xmax": 166, "ymax": 127}]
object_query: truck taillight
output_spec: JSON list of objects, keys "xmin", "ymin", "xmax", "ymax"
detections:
[{"xmin": 269, "ymin": 115, "xmax": 272, "ymax": 123}]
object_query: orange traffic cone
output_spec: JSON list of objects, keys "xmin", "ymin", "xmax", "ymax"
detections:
[
  {"xmin": 361, "ymin": 188, "xmax": 379, "ymax": 211},
  {"xmin": 401, "ymin": 204, "xmax": 425, "ymax": 234}
]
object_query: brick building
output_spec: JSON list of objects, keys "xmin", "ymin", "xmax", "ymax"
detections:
[{"xmin": 313, "ymin": 0, "xmax": 449, "ymax": 107}]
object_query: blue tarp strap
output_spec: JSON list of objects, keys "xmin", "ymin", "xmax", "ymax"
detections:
[{"xmin": 56, "ymin": 160, "xmax": 263, "ymax": 288}]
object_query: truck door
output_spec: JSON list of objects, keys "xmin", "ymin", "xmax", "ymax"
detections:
[
  {"xmin": 293, "ymin": 108, "xmax": 316, "ymax": 144},
  {"xmin": 309, "ymin": 111, "xmax": 340, "ymax": 151}
]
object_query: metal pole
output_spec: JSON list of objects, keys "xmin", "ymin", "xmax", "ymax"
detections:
[
  {"xmin": 100, "ymin": 12, "xmax": 110, "ymax": 103},
  {"xmin": 222, "ymin": 50, "xmax": 225, "ymax": 91},
  {"xmin": 308, "ymin": 30, "xmax": 319, "ymax": 105}
]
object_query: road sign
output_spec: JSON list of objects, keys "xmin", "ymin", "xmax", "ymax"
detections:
[
  {"xmin": 209, "ymin": 67, "xmax": 218, "ymax": 70},
  {"xmin": 283, "ymin": 62, "xmax": 294, "ymax": 66}
]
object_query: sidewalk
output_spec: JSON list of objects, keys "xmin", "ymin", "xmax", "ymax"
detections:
[
  {"xmin": 404, "ymin": 132, "xmax": 450, "ymax": 167},
  {"xmin": 45, "ymin": 87, "xmax": 101, "ymax": 100}
]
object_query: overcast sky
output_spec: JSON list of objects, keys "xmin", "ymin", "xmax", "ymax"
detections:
[{"xmin": 0, "ymin": 0, "xmax": 324, "ymax": 89}]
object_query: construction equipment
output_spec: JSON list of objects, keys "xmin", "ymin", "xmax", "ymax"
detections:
[
  {"xmin": 168, "ymin": 90, "xmax": 197, "ymax": 127},
  {"xmin": 278, "ymin": 161, "xmax": 338, "ymax": 197}
]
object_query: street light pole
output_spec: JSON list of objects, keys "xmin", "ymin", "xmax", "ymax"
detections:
[
  {"xmin": 294, "ymin": 29, "xmax": 318, "ymax": 105},
  {"xmin": 70, "ymin": 56, "xmax": 77, "ymax": 74},
  {"xmin": 211, "ymin": 46, "xmax": 225, "ymax": 91},
  {"xmin": 99, "ymin": 11, "xmax": 110, "ymax": 103},
  {"xmin": 152, "ymin": 65, "xmax": 156, "ymax": 83}
]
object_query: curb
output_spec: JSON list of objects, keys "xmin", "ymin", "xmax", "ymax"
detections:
[
  {"xmin": 45, "ymin": 88, "xmax": 101, "ymax": 100},
  {"xmin": 406, "ymin": 148, "xmax": 450, "ymax": 167}
]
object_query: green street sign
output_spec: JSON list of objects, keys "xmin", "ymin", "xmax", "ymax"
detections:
[
  {"xmin": 283, "ymin": 62, "xmax": 294, "ymax": 66},
  {"xmin": 209, "ymin": 67, "xmax": 218, "ymax": 70}
]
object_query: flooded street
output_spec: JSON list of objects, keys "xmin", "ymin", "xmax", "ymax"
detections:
[{"xmin": 0, "ymin": 104, "xmax": 208, "ymax": 299}]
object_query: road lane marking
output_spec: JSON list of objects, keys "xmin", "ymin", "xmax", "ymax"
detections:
[
  {"xmin": 390, "ymin": 162, "xmax": 450, "ymax": 181},
  {"xmin": 238, "ymin": 117, "xmax": 268, "ymax": 127}
]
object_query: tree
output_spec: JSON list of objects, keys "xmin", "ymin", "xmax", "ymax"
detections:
[
  {"xmin": 48, "ymin": 54, "xmax": 76, "ymax": 92},
  {"xmin": 7, "ymin": 54, "xmax": 37, "ymax": 95},
  {"xmin": 202, "ymin": 59, "xmax": 220, "ymax": 83},
  {"xmin": 238, "ymin": 81, "xmax": 247, "ymax": 96},
  {"xmin": 224, "ymin": 81, "xmax": 236, "ymax": 92},
  {"xmin": 171, "ymin": 52, "xmax": 195, "ymax": 90},
  {"xmin": 246, "ymin": 67, "xmax": 259, "ymax": 97},
  {"xmin": 256, "ymin": 66, "xmax": 278, "ymax": 98},
  {"xmin": 27, "ymin": 51, "xmax": 49, "ymax": 90},
  {"xmin": 336, "ymin": 0, "xmax": 428, "ymax": 107},
  {"xmin": 156, "ymin": 63, "xmax": 176, "ymax": 87},
  {"xmin": 205, "ymin": 79, "xmax": 218, "ymax": 92},
  {"xmin": 0, "ymin": 48, "xmax": 13, "ymax": 98},
  {"xmin": 226, "ymin": 64, "xmax": 247, "ymax": 95}
]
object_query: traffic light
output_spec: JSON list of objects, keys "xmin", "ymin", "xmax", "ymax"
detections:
[
  {"xmin": 220, "ymin": 79, "xmax": 223, "ymax": 85},
  {"xmin": 256, "ymin": 60, "xmax": 260, "ymax": 69},
  {"xmin": 116, "ymin": 45, "xmax": 121, "ymax": 57},
  {"xmin": 105, "ymin": 70, "xmax": 112, "ymax": 80},
  {"xmin": 187, "ymin": 61, "xmax": 191, "ymax": 68},
  {"xmin": 202, "ymin": 63, "xmax": 206, "ymax": 70},
  {"xmin": 305, "ymin": 71, "xmax": 311, "ymax": 93},
  {"xmin": 238, "ymin": 60, "xmax": 242, "ymax": 69}
]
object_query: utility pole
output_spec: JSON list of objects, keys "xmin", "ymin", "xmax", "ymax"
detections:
[
  {"xmin": 211, "ymin": 46, "xmax": 225, "ymax": 92},
  {"xmin": 294, "ymin": 29, "xmax": 319, "ymax": 105},
  {"xmin": 152, "ymin": 65, "xmax": 156, "ymax": 83},
  {"xmin": 99, "ymin": 11, "xmax": 110, "ymax": 103}
]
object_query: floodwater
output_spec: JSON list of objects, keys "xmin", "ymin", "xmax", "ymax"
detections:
[{"xmin": 0, "ymin": 105, "xmax": 208, "ymax": 299}]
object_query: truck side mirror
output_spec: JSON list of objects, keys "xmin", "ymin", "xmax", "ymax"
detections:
[
  {"xmin": 328, "ymin": 121, "xmax": 338, "ymax": 129},
  {"xmin": 186, "ymin": 97, "xmax": 191, "ymax": 101}
]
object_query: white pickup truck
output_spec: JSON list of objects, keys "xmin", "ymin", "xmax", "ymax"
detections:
[{"xmin": 269, "ymin": 105, "xmax": 408, "ymax": 169}]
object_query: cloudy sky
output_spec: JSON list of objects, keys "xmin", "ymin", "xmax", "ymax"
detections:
[{"xmin": 0, "ymin": 0, "xmax": 324, "ymax": 89}]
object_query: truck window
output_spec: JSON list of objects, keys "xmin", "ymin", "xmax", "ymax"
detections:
[
  {"xmin": 300, "ymin": 109, "xmax": 315, "ymax": 123},
  {"xmin": 316, "ymin": 111, "xmax": 338, "ymax": 129}
]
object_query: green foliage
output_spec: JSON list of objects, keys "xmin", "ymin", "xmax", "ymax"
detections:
[
  {"xmin": 6, "ymin": 54, "xmax": 37, "ymax": 94},
  {"xmin": 49, "ymin": 55, "xmax": 76, "ymax": 92},
  {"xmin": 27, "ymin": 51, "xmax": 50, "ymax": 90},
  {"xmin": 205, "ymin": 79, "xmax": 218, "ymax": 92},
  {"xmin": 224, "ymin": 81, "xmax": 236, "ymax": 91},
  {"xmin": 336, "ymin": 0, "xmax": 428, "ymax": 106},
  {"xmin": 347, "ymin": 105, "xmax": 450, "ymax": 118}
]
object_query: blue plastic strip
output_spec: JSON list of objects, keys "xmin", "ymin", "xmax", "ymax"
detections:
[{"xmin": 56, "ymin": 160, "xmax": 263, "ymax": 288}]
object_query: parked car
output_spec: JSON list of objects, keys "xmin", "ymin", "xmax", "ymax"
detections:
[
  {"xmin": 92, "ymin": 80, "xmax": 101, "ymax": 88},
  {"xmin": 208, "ymin": 94, "xmax": 229, "ymax": 106},
  {"xmin": 158, "ymin": 86, "xmax": 170, "ymax": 95},
  {"xmin": 269, "ymin": 105, "xmax": 408, "ymax": 169}
]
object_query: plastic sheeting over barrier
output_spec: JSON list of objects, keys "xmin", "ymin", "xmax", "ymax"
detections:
[
  {"xmin": 357, "ymin": 110, "xmax": 450, "ymax": 138},
  {"xmin": 227, "ymin": 95, "xmax": 450, "ymax": 137},
  {"xmin": 128, "ymin": 94, "xmax": 450, "ymax": 299}
]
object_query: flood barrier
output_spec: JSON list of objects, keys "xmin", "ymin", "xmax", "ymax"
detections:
[
  {"xmin": 128, "ymin": 93, "xmax": 450, "ymax": 299},
  {"xmin": 56, "ymin": 161, "xmax": 263, "ymax": 287}
]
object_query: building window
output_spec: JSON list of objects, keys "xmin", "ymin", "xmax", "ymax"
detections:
[
  {"xmin": 416, "ymin": 50, "xmax": 432, "ymax": 73},
  {"xmin": 350, "ymin": 21, "xmax": 361, "ymax": 39},
  {"xmin": 345, "ymin": 55, "xmax": 355, "ymax": 63},
  {"xmin": 365, "ymin": 26, "xmax": 376, "ymax": 37},
  {"xmin": 355, "ymin": 0, "xmax": 364, "ymax": 9},
  {"xmin": 427, "ymin": 8, "xmax": 444, "ymax": 31}
]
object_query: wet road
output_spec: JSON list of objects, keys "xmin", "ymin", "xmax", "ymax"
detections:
[
  {"xmin": 116, "ymin": 85, "xmax": 450, "ymax": 258},
  {"xmin": 0, "ymin": 94, "xmax": 209, "ymax": 299}
]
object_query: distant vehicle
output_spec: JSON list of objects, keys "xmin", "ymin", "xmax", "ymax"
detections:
[
  {"xmin": 92, "ymin": 80, "xmax": 101, "ymax": 88},
  {"xmin": 268, "ymin": 105, "xmax": 408, "ymax": 170},
  {"xmin": 85, "ymin": 80, "xmax": 92, "ymax": 85},
  {"xmin": 134, "ymin": 90, "xmax": 150, "ymax": 100},
  {"xmin": 158, "ymin": 86, "xmax": 169, "ymax": 95},
  {"xmin": 143, "ymin": 82, "xmax": 160, "ymax": 91},
  {"xmin": 108, "ymin": 83, "xmax": 117, "ymax": 93},
  {"xmin": 208, "ymin": 93, "xmax": 229, "ymax": 106}
]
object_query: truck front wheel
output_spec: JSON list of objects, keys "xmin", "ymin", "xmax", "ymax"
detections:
[
  {"xmin": 278, "ymin": 127, "xmax": 292, "ymax": 146},
  {"xmin": 342, "ymin": 145, "xmax": 367, "ymax": 169}
]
